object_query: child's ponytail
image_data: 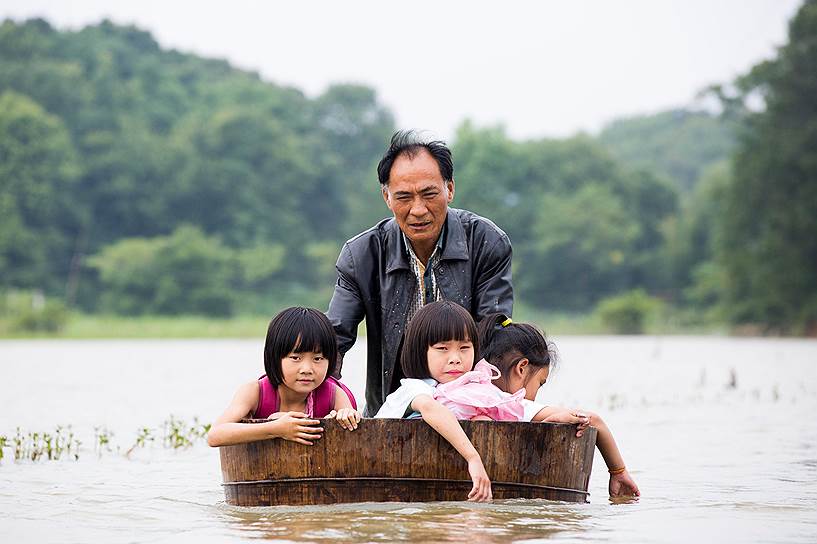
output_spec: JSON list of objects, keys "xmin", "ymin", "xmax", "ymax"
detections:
[{"xmin": 477, "ymin": 313, "xmax": 557, "ymax": 376}]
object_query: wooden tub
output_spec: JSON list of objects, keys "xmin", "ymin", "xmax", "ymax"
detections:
[{"xmin": 219, "ymin": 418, "xmax": 597, "ymax": 506}]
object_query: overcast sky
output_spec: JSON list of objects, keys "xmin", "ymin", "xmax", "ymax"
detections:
[{"xmin": 1, "ymin": 0, "xmax": 802, "ymax": 140}]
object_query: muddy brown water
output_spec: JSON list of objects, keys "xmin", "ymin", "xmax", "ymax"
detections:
[{"xmin": 1, "ymin": 336, "xmax": 816, "ymax": 543}]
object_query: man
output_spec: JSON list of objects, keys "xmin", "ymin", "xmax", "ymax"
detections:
[{"xmin": 327, "ymin": 130, "xmax": 513, "ymax": 415}]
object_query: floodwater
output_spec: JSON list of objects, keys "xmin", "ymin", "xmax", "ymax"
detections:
[{"xmin": 1, "ymin": 336, "xmax": 816, "ymax": 543}]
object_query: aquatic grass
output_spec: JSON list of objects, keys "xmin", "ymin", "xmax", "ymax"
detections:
[
  {"xmin": 94, "ymin": 426, "xmax": 116, "ymax": 455},
  {"xmin": 162, "ymin": 416, "xmax": 211, "ymax": 450},
  {"xmin": 1, "ymin": 416, "xmax": 212, "ymax": 464},
  {"xmin": 0, "ymin": 426, "xmax": 82, "ymax": 462},
  {"xmin": 125, "ymin": 426, "xmax": 155, "ymax": 458}
]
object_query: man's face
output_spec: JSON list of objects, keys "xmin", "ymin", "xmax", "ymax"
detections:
[{"xmin": 382, "ymin": 149, "xmax": 454, "ymax": 256}]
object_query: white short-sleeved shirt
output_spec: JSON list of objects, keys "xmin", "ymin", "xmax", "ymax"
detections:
[{"xmin": 374, "ymin": 378, "xmax": 546, "ymax": 421}]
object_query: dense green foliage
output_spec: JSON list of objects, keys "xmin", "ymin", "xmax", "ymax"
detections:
[
  {"xmin": 713, "ymin": 0, "xmax": 817, "ymax": 333},
  {"xmin": 0, "ymin": 8, "xmax": 814, "ymax": 334},
  {"xmin": 594, "ymin": 289, "xmax": 663, "ymax": 334},
  {"xmin": 599, "ymin": 109, "xmax": 737, "ymax": 193},
  {"xmin": 453, "ymin": 124, "xmax": 678, "ymax": 310},
  {"xmin": 88, "ymin": 226, "xmax": 236, "ymax": 315},
  {"xmin": 0, "ymin": 18, "xmax": 395, "ymax": 314}
]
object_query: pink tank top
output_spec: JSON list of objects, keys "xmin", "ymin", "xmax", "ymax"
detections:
[{"xmin": 253, "ymin": 376, "xmax": 357, "ymax": 419}]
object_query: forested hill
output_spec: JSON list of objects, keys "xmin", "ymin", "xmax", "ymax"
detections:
[
  {"xmin": 2, "ymin": 8, "xmax": 815, "ymax": 334},
  {"xmin": 598, "ymin": 109, "xmax": 737, "ymax": 193},
  {"xmin": 0, "ymin": 18, "xmax": 395, "ymax": 309}
]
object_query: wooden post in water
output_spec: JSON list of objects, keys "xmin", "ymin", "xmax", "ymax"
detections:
[{"xmin": 220, "ymin": 418, "xmax": 596, "ymax": 506}]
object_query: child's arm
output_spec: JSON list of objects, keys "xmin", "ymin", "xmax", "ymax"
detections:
[
  {"xmin": 411, "ymin": 394, "xmax": 492, "ymax": 502},
  {"xmin": 534, "ymin": 406, "xmax": 640, "ymax": 497},
  {"xmin": 582, "ymin": 411, "xmax": 640, "ymax": 497},
  {"xmin": 326, "ymin": 385, "xmax": 362, "ymax": 431},
  {"xmin": 207, "ymin": 381, "xmax": 324, "ymax": 447},
  {"xmin": 531, "ymin": 406, "xmax": 591, "ymax": 435}
]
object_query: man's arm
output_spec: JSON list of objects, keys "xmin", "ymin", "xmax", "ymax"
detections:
[
  {"xmin": 472, "ymin": 232, "xmax": 514, "ymax": 320},
  {"xmin": 326, "ymin": 243, "xmax": 366, "ymax": 378}
]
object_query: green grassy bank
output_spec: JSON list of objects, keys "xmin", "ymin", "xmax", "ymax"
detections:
[{"xmin": 0, "ymin": 307, "xmax": 727, "ymax": 340}]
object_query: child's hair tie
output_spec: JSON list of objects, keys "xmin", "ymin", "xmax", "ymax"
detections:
[{"xmin": 501, "ymin": 317, "xmax": 513, "ymax": 327}]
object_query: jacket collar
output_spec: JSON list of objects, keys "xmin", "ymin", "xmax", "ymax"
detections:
[{"xmin": 385, "ymin": 208, "xmax": 469, "ymax": 274}]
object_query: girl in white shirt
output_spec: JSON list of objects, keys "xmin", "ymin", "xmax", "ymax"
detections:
[{"xmin": 374, "ymin": 300, "xmax": 495, "ymax": 501}]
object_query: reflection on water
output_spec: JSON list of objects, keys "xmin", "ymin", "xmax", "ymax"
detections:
[
  {"xmin": 1, "ymin": 337, "xmax": 817, "ymax": 543},
  {"xmin": 217, "ymin": 500, "xmax": 588, "ymax": 542}
]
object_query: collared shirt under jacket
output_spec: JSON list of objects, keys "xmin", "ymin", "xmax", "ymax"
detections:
[{"xmin": 327, "ymin": 207, "xmax": 514, "ymax": 416}]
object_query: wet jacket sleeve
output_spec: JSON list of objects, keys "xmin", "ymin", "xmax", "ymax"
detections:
[
  {"xmin": 472, "ymin": 232, "xmax": 514, "ymax": 320},
  {"xmin": 326, "ymin": 243, "xmax": 365, "ymax": 377}
]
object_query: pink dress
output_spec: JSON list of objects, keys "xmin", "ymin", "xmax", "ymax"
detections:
[{"xmin": 432, "ymin": 359, "xmax": 526, "ymax": 421}]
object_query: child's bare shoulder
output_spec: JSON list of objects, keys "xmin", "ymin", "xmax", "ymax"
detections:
[{"xmin": 234, "ymin": 380, "xmax": 262, "ymax": 402}]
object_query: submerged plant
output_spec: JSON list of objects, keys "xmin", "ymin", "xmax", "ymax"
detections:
[
  {"xmin": 162, "ymin": 416, "xmax": 210, "ymax": 449},
  {"xmin": 125, "ymin": 426, "xmax": 155, "ymax": 458},
  {"xmin": 94, "ymin": 426, "xmax": 116, "ymax": 455},
  {"xmin": 2, "ymin": 416, "xmax": 211, "ymax": 465},
  {"xmin": 0, "ymin": 426, "xmax": 81, "ymax": 462}
]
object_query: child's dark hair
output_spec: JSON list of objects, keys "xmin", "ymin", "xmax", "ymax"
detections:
[
  {"xmin": 477, "ymin": 313, "xmax": 556, "ymax": 385},
  {"xmin": 264, "ymin": 307, "xmax": 339, "ymax": 386},
  {"xmin": 401, "ymin": 301, "xmax": 480, "ymax": 379}
]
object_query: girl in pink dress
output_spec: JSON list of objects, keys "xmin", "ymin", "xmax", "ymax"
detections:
[
  {"xmin": 376, "ymin": 302, "xmax": 548, "ymax": 423},
  {"xmin": 477, "ymin": 312, "xmax": 641, "ymax": 498}
]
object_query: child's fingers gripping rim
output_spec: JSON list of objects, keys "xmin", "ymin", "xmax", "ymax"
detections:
[
  {"xmin": 296, "ymin": 419, "xmax": 321, "ymax": 426},
  {"xmin": 298, "ymin": 424, "xmax": 323, "ymax": 432}
]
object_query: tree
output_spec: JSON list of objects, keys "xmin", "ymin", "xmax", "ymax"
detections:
[
  {"xmin": 0, "ymin": 91, "xmax": 81, "ymax": 293},
  {"xmin": 598, "ymin": 108, "xmax": 737, "ymax": 193},
  {"xmin": 453, "ymin": 123, "xmax": 678, "ymax": 312},
  {"xmin": 312, "ymin": 84, "xmax": 395, "ymax": 237},
  {"xmin": 716, "ymin": 1, "xmax": 817, "ymax": 333},
  {"xmin": 88, "ymin": 226, "xmax": 237, "ymax": 316}
]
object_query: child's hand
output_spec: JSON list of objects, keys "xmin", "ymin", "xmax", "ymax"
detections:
[
  {"xmin": 466, "ymin": 455, "xmax": 493, "ymax": 502},
  {"xmin": 609, "ymin": 469, "xmax": 640, "ymax": 497},
  {"xmin": 543, "ymin": 410, "xmax": 591, "ymax": 437},
  {"xmin": 326, "ymin": 408, "xmax": 361, "ymax": 431},
  {"xmin": 272, "ymin": 411, "xmax": 323, "ymax": 445}
]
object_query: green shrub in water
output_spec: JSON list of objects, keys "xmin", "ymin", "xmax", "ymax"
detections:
[{"xmin": 595, "ymin": 289, "xmax": 662, "ymax": 334}]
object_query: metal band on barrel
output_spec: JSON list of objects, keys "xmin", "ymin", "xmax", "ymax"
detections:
[{"xmin": 222, "ymin": 476, "xmax": 590, "ymax": 497}]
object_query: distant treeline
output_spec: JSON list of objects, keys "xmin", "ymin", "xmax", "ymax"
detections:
[{"xmin": 1, "ymin": 1, "xmax": 815, "ymax": 334}]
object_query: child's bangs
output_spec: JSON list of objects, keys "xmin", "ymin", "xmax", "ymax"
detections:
[
  {"xmin": 422, "ymin": 302, "xmax": 478, "ymax": 351},
  {"xmin": 425, "ymin": 314, "xmax": 474, "ymax": 346},
  {"xmin": 288, "ymin": 314, "xmax": 336, "ymax": 357}
]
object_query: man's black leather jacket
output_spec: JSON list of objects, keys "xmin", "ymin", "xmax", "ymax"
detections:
[{"xmin": 327, "ymin": 207, "xmax": 514, "ymax": 416}]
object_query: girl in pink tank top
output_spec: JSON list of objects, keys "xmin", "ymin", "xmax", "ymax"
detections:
[{"xmin": 208, "ymin": 307, "xmax": 360, "ymax": 448}]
